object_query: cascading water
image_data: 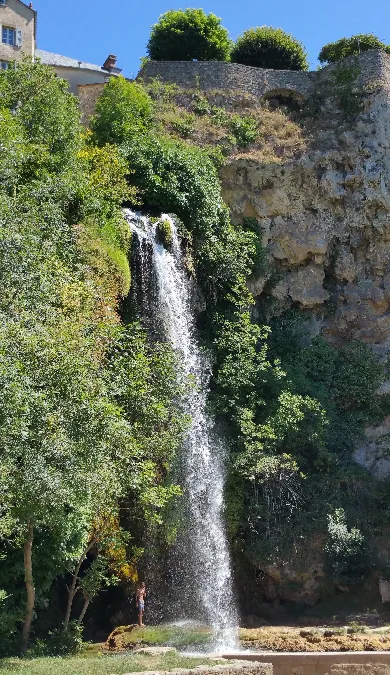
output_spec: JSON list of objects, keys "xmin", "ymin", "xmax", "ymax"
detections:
[{"xmin": 125, "ymin": 210, "xmax": 238, "ymax": 650}]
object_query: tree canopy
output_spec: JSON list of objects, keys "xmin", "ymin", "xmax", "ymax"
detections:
[
  {"xmin": 319, "ymin": 33, "xmax": 390, "ymax": 64},
  {"xmin": 146, "ymin": 9, "xmax": 232, "ymax": 62},
  {"xmin": 231, "ymin": 26, "xmax": 308, "ymax": 71},
  {"xmin": 0, "ymin": 60, "xmax": 185, "ymax": 655}
]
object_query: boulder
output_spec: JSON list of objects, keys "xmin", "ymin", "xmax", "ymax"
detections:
[
  {"xmin": 133, "ymin": 646, "xmax": 177, "ymax": 655},
  {"xmin": 288, "ymin": 265, "xmax": 329, "ymax": 307}
]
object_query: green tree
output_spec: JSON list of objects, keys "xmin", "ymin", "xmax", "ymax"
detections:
[
  {"xmin": 0, "ymin": 58, "xmax": 82, "ymax": 168},
  {"xmin": 231, "ymin": 26, "xmax": 308, "ymax": 71},
  {"xmin": 319, "ymin": 34, "xmax": 390, "ymax": 64},
  {"xmin": 91, "ymin": 77, "xmax": 153, "ymax": 146},
  {"xmin": 0, "ymin": 60, "xmax": 185, "ymax": 653},
  {"xmin": 326, "ymin": 508, "xmax": 370, "ymax": 586},
  {"xmin": 0, "ymin": 316, "xmax": 133, "ymax": 652},
  {"xmin": 146, "ymin": 9, "xmax": 232, "ymax": 62}
]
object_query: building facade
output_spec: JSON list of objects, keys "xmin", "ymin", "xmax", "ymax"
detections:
[
  {"xmin": 35, "ymin": 50, "xmax": 120, "ymax": 95},
  {"xmin": 0, "ymin": 0, "xmax": 120, "ymax": 92},
  {"xmin": 0, "ymin": 0, "xmax": 35, "ymax": 69}
]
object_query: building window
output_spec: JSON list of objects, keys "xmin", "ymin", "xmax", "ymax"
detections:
[
  {"xmin": 0, "ymin": 61, "xmax": 9, "ymax": 70},
  {"xmin": 2, "ymin": 27, "xmax": 15, "ymax": 46}
]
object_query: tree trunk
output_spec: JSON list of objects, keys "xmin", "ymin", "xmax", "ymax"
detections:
[
  {"xmin": 21, "ymin": 520, "xmax": 35, "ymax": 655},
  {"xmin": 78, "ymin": 596, "xmax": 90, "ymax": 625},
  {"xmin": 64, "ymin": 537, "xmax": 96, "ymax": 631}
]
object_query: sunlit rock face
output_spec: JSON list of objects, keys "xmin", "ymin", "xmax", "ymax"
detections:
[{"xmin": 221, "ymin": 52, "xmax": 390, "ymax": 347}]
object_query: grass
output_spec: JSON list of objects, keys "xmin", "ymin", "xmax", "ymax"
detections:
[
  {"xmin": 0, "ymin": 651, "xmax": 224, "ymax": 675},
  {"xmin": 107, "ymin": 624, "xmax": 214, "ymax": 651}
]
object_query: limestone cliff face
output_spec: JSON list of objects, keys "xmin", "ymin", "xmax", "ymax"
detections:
[{"xmin": 220, "ymin": 52, "xmax": 390, "ymax": 488}]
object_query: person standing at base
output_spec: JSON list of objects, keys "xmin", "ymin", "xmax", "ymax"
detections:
[{"xmin": 136, "ymin": 582, "xmax": 147, "ymax": 626}]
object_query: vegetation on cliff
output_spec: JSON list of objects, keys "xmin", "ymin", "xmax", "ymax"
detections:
[{"xmin": 92, "ymin": 76, "xmax": 390, "ymax": 607}]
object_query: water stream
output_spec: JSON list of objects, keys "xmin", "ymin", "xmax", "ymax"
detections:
[{"xmin": 125, "ymin": 210, "xmax": 237, "ymax": 650}]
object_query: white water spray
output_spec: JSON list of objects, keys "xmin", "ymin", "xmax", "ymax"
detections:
[{"xmin": 125, "ymin": 210, "xmax": 238, "ymax": 650}]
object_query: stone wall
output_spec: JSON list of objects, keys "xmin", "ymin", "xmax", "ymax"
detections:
[
  {"xmin": 223, "ymin": 652, "xmax": 390, "ymax": 675},
  {"xmin": 78, "ymin": 82, "xmax": 105, "ymax": 124},
  {"xmin": 78, "ymin": 50, "xmax": 390, "ymax": 125},
  {"xmin": 129, "ymin": 664, "xmax": 272, "ymax": 675},
  {"xmin": 329, "ymin": 667, "xmax": 390, "ymax": 674},
  {"xmin": 138, "ymin": 60, "xmax": 315, "ymax": 99},
  {"xmin": 138, "ymin": 50, "xmax": 390, "ymax": 101}
]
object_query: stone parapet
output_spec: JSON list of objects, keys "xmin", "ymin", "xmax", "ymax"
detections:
[
  {"xmin": 138, "ymin": 50, "xmax": 390, "ymax": 101},
  {"xmin": 138, "ymin": 60, "xmax": 315, "ymax": 99},
  {"xmin": 121, "ymin": 663, "xmax": 272, "ymax": 675},
  {"xmin": 222, "ymin": 652, "xmax": 390, "ymax": 675}
]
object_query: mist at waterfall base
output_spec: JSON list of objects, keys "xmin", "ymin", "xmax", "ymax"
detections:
[{"xmin": 124, "ymin": 210, "xmax": 238, "ymax": 652}]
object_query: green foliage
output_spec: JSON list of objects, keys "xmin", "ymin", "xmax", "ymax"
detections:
[
  {"xmin": 147, "ymin": 9, "xmax": 232, "ymax": 62},
  {"xmin": 144, "ymin": 77, "xmax": 180, "ymax": 104},
  {"xmin": 231, "ymin": 26, "xmax": 308, "ymax": 71},
  {"xmin": 0, "ymin": 652, "xmax": 218, "ymax": 675},
  {"xmin": 326, "ymin": 509, "xmax": 370, "ymax": 586},
  {"xmin": 192, "ymin": 93, "xmax": 211, "ymax": 116},
  {"xmin": 0, "ymin": 591, "xmax": 21, "ymax": 656},
  {"xmin": 228, "ymin": 114, "xmax": 258, "ymax": 148},
  {"xmin": 326, "ymin": 62, "xmax": 365, "ymax": 121},
  {"xmin": 116, "ymin": 624, "xmax": 212, "ymax": 649},
  {"xmin": 91, "ymin": 77, "xmax": 153, "ymax": 146},
  {"xmin": 34, "ymin": 622, "xmax": 83, "ymax": 656},
  {"xmin": 0, "ymin": 58, "xmax": 82, "ymax": 168},
  {"xmin": 210, "ymin": 304, "xmax": 386, "ymax": 571},
  {"xmin": 171, "ymin": 112, "xmax": 196, "ymax": 138},
  {"xmin": 269, "ymin": 312, "xmax": 384, "ymax": 455},
  {"xmin": 318, "ymin": 33, "xmax": 390, "ymax": 64},
  {"xmin": 156, "ymin": 218, "xmax": 173, "ymax": 249},
  {"xmin": 0, "ymin": 61, "xmax": 185, "ymax": 653}
]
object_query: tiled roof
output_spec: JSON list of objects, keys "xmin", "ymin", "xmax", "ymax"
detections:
[{"xmin": 36, "ymin": 49, "xmax": 109, "ymax": 73}]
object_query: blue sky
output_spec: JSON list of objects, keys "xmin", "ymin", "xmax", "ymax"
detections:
[{"xmin": 33, "ymin": 0, "xmax": 390, "ymax": 77}]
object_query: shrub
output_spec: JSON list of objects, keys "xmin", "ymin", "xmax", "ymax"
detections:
[
  {"xmin": 34, "ymin": 621, "xmax": 83, "ymax": 656},
  {"xmin": 91, "ymin": 77, "xmax": 153, "ymax": 146},
  {"xmin": 156, "ymin": 218, "xmax": 173, "ymax": 249},
  {"xmin": 0, "ymin": 590, "xmax": 21, "ymax": 656},
  {"xmin": 229, "ymin": 114, "xmax": 258, "ymax": 148},
  {"xmin": 319, "ymin": 34, "xmax": 390, "ymax": 64},
  {"xmin": 147, "ymin": 9, "xmax": 232, "ymax": 62},
  {"xmin": 171, "ymin": 112, "xmax": 196, "ymax": 138},
  {"xmin": 231, "ymin": 27, "xmax": 308, "ymax": 71},
  {"xmin": 325, "ymin": 509, "xmax": 369, "ymax": 586}
]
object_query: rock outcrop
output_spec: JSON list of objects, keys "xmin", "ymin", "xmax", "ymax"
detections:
[{"xmin": 220, "ymin": 51, "xmax": 390, "ymax": 485}]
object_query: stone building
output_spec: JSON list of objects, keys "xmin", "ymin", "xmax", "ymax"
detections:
[
  {"xmin": 0, "ymin": 0, "xmax": 36, "ymax": 69},
  {"xmin": 0, "ymin": 0, "xmax": 120, "ymax": 93},
  {"xmin": 35, "ymin": 50, "xmax": 121, "ymax": 94}
]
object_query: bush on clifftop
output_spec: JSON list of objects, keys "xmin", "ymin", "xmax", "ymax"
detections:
[
  {"xmin": 318, "ymin": 33, "xmax": 390, "ymax": 64},
  {"xmin": 146, "ymin": 9, "xmax": 232, "ymax": 62},
  {"xmin": 231, "ymin": 26, "xmax": 308, "ymax": 71}
]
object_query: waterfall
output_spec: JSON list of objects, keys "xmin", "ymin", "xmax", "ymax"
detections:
[{"xmin": 125, "ymin": 210, "xmax": 238, "ymax": 650}]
